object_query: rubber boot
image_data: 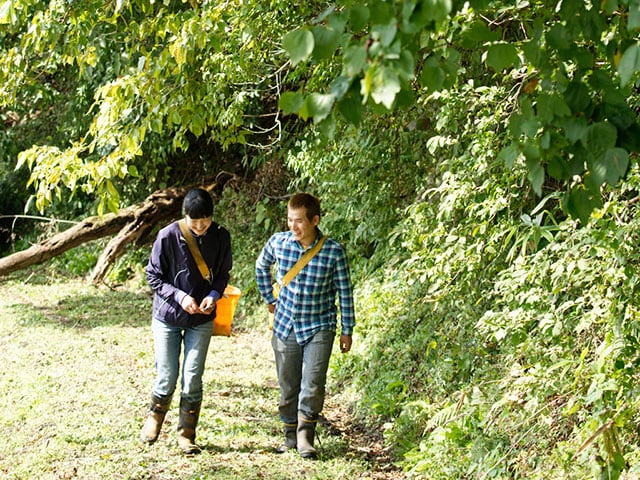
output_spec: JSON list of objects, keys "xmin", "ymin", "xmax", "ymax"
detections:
[
  {"xmin": 275, "ymin": 422, "xmax": 297, "ymax": 453},
  {"xmin": 177, "ymin": 398, "xmax": 202, "ymax": 454},
  {"xmin": 297, "ymin": 414, "xmax": 318, "ymax": 459},
  {"xmin": 141, "ymin": 394, "xmax": 172, "ymax": 444}
]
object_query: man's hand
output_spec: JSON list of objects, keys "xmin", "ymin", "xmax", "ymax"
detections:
[{"xmin": 340, "ymin": 335, "xmax": 352, "ymax": 353}]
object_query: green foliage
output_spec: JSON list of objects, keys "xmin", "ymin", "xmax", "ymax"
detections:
[
  {"xmin": 1, "ymin": 0, "xmax": 324, "ymax": 213},
  {"xmin": 4, "ymin": 1, "xmax": 640, "ymax": 479},
  {"xmin": 281, "ymin": 1, "xmax": 640, "ymax": 223}
]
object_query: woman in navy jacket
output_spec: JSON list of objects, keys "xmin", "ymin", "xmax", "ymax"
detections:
[{"xmin": 141, "ymin": 188, "xmax": 232, "ymax": 454}]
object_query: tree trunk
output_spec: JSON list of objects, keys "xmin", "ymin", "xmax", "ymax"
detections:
[{"xmin": 0, "ymin": 184, "xmax": 211, "ymax": 284}]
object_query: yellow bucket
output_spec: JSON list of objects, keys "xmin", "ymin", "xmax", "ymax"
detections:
[{"xmin": 213, "ymin": 285, "xmax": 241, "ymax": 336}]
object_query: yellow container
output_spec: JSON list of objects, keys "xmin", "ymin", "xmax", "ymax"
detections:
[{"xmin": 213, "ymin": 285, "xmax": 241, "ymax": 336}]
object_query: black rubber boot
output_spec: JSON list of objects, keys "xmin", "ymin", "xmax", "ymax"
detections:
[
  {"xmin": 177, "ymin": 398, "xmax": 202, "ymax": 454},
  {"xmin": 141, "ymin": 394, "xmax": 172, "ymax": 444},
  {"xmin": 275, "ymin": 422, "xmax": 297, "ymax": 453},
  {"xmin": 297, "ymin": 414, "xmax": 318, "ymax": 459}
]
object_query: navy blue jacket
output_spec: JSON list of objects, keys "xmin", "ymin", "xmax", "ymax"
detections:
[{"xmin": 146, "ymin": 220, "xmax": 232, "ymax": 327}]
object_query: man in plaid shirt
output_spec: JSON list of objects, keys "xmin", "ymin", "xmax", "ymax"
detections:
[{"xmin": 256, "ymin": 193, "xmax": 355, "ymax": 459}]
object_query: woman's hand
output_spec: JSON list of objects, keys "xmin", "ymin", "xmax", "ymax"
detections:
[
  {"xmin": 180, "ymin": 295, "xmax": 200, "ymax": 315},
  {"xmin": 199, "ymin": 296, "xmax": 216, "ymax": 314}
]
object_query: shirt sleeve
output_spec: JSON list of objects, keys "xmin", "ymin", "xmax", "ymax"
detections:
[
  {"xmin": 256, "ymin": 236, "xmax": 277, "ymax": 304},
  {"xmin": 334, "ymin": 245, "xmax": 356, "ymax": 336}
]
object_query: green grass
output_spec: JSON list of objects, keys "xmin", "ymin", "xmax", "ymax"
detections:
[{"xmin": 0, "ymin": 275, "xmax": 401, "ymax": 479}]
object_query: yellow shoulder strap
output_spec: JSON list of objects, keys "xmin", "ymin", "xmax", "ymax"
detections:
[
  {"xmin": 281, "ymin": 235, "xmax": 327, "ymax": 288},
  {"xmin": 178, "ymin": 219, "xmax": 211, "ymax": 282}
]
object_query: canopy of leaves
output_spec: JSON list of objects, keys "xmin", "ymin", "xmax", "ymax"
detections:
[
  {"xmin": 281, "ymin": 0, "xmax": 640, "ymax": 223},
  {"xmin": 1, "ymin": 0, "xmax": 324, "ymax": 213}
]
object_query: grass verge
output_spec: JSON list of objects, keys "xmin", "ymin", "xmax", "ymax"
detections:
[{"xmin": 0, "ymin": 275, "xmax": 402, "ymax": 479}]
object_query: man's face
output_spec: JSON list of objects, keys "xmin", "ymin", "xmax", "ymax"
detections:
[
  {"xmin": 186, "ymin": 215, "xmax": 212, "ymax": 237},
  {"xmin": 287, "ymin": 206, "xmax": 319, "ymax": 246}
]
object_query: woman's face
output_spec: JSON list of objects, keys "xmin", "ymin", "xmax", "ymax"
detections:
[{"xmin": 186, "ymin": 215, "xmax": 212, "ymax": 237}]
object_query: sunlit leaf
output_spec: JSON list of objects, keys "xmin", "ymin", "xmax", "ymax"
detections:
[
  {"xmin": 370, "ymin": 64, "xmax": 400, "ymax": 109},
  {"xmin": 618, "ymin": 43, "xmax": 640, "ymax": 86},
  {"xmin": 306, "ymin": 93, "xmax": 335, "ymax": 123},
  {"xmin": 282, "ymin": 28, "xmax": 314, "ymax": 66}
]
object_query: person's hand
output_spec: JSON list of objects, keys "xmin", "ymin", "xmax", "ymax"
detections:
[
  {"xmin": 340, "ymin": 335, "xmax": 352, "ymax": 353},
  {"xmin": 180, "ymin": 295, "xmax": 200, "ymax": 315},
  {"xmin": 199, "ymin": 296, "xmax": 216, "ymax": 314}
]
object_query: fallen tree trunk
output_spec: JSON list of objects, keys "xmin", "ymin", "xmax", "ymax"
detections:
[
  {"xmin": 0, "ymin": 183, "xmax": 215, "ymax": 284},
  {"xmin": 88, "ymin": 185, "xmax": 190, "ymax": 284}
]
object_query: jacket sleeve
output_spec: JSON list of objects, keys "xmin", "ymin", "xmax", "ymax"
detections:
[
  {"xmin": 210, "ymin": 229, "xmax": 232, "ymax": 298},
  {"xmin": 146, "ymin": 230, "xmax": 186, "ymax": 305}
]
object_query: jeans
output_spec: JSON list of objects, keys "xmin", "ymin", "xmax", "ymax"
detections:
[
  {"xmin": 271, "ymin": 329, "xmax": 335, "ymax": 424},
  {"xmin": 151, "ymin": 318, "xmax": 213, "ymax": 403}
]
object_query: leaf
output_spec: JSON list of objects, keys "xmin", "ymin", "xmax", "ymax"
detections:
[
  {"xmin": 337, "ymin": 86, "xmax": 364, "ymax": 124},
  {"xmin": 602, "ymin": 148, "xmax": 629, "ymax": 185},
  {"xmin": 279, "ymin": 91, "xmax": 304, "ymax": 115},
  {"xmin": 369, "ymin": 64, "xmax": 401, "ymax": 109},
  {"xmin": 395, "ymin": 50, "xmax": 416, "ymax": 82},
  {"xmin": 348, "ymin": 5, "xmax": 370, "ymax": 32},
  {"xmin": 283, "ymin": 28, "xmax": 314, "ymax": 66},
  {"xmin": 617, "ymin": 43, "xmax": 640, "ymax": 86},
  {"xmin": 536, "ymin": 93, "xmax": 571, "ymax": 123},
  {"xmin": 564, "ymin": 186, "xmax": 601, "ymax": 224},
  {"xmin": 485, "ymin": 43, "xmax": 519, "ymax": 72},
  {"xmin": 316, "ymin": 113, "xmax": 337, "ymax": 139},
  {"xmin": 306, "ymin": 93, "xmax": 335, "ymax": 123},
  {"xmin": 311, "ymin": 26, "xmax": 341, "ymax": 61},
  {"xmin": 561, "ymin": 117, "xmax": 588, "ymax": 144},
  {"xmin": 0, "ymin": 0, "xmax": 14, "ymax": 24},
  {"xmin": 343, "ymin": 45, "xmax": 368, "ymax": 77},
  {"xmin": 372, "ymin": 22, "xmax": 397, "ymax": 47},
  {"xmin": 564, "ymin": 80, "xmax": 592, "ymax": 113},
  {"xmin": 629, "ymin": 0, "xmax": 640, "ymax": 31},
  {"xmin": 329, "ymin": 75, "xmax": 351, "ymax": 99},
  {"xmin": 411, "ymin": 0, "xmax": 452, "ymax": 24},
  {"xmin": 462, "ymin": 20, "xmax": 501, "ymax": 47},
  {"xmin": 498, "ymin": 143, "xmax": 521, "ymax": 169},
  {"xmin": 419, "ymin": 65, "xmax": 445, "ymax": 92},
  {"xmin": 582, "ymin": 122, "xmax": 617, "ymax": 159},
  {"xmin": 526, "ymin": 157, "xmax": 545, "ymax": 196}
]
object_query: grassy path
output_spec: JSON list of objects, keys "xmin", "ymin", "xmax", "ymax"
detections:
[{"xmin": 0, "ymin": 278, "xmax": 402, "ymax": 479}]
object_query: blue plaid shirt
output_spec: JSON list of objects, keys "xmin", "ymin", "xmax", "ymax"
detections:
[{"xmin": 255, "ymin": 229, "xmax": 355, "ymax": 345}]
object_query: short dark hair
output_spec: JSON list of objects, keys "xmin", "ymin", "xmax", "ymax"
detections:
[
  {"xmin": 288, "ymin": 193, "xmax": 321, "ymax": 221},
  {"xmin": 183, "ymin": 188, "xmax": 213, "ymax": 219}
]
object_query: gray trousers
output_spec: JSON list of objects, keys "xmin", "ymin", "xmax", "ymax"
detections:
[{"xmin": 271, "ymin": 329, "xmax": 335, "ymax": 424}]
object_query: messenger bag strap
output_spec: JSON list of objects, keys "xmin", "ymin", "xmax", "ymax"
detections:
[
  {"xmin": 178, "ymin": 219, "xmax": 211, "ymax": 282},
  {"xmin": 280, "ymin": 235, "xmax": 327, "ymax": 288}
]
